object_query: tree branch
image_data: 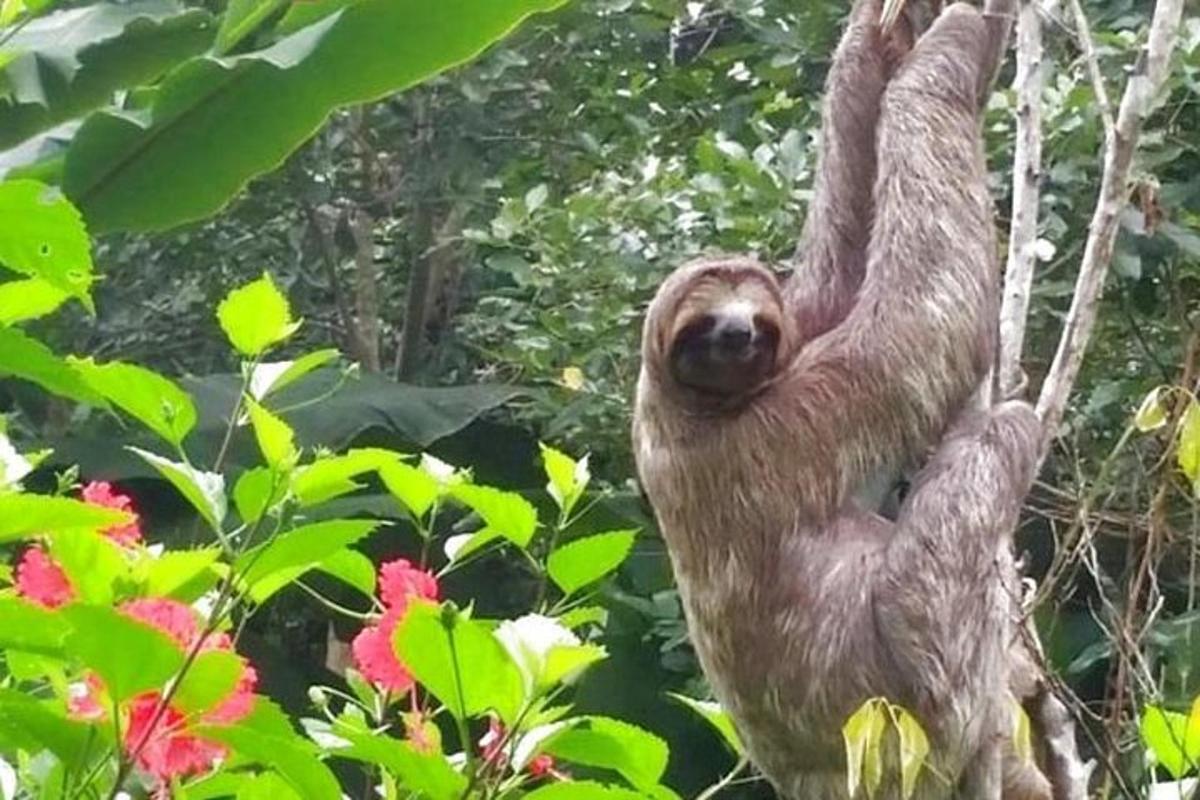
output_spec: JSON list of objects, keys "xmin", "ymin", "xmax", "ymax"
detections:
[{"xmin": 1034, "ymin": 0, "xmax": 1185, "ymax": 452}]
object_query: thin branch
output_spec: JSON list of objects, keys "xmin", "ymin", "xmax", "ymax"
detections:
[
  {"xmin": 1035, "ymin": 0, "xmax": 1185, "ymax": 452},
  {"xmin": 1066, "ymin": 0, "xmax": 1116, "ymax": 136},
  {"xmin": 998, "ymin": 0, "xmax": 1045, "ymax": 397}
]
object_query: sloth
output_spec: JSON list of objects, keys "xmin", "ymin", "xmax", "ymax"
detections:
[{"xmin": 633, "ymin": 3, "xmax": 1052, "ymax": 798}]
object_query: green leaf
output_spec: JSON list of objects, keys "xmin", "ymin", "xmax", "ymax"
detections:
[
  {"xmin": 248, "ymin": 348, "xmax": 338, "ymax": 400},
  {"xmin": 0, "ymin": 179, "xmax": 92, "ymax": 309},
  {"xmin": 234, "ymin": 466, "xmax": 284, "ymax": 524},
  {"xmin": 523, "ymin": 783, "xmax": 646, "ymax": 800},
  {"xmin": 0, "ymin": 2, "xmax": 213, "ymax": 149},
  {"xmin": 542, "ymin": 643, "xmax": 607, "ymax": 687},
  {"xmin": 893, "ymin": 708, "xmax": 929, "ymax": 798},
  {"xmin": 843, "ymin": 699, "xmax": 887, "ymax": 798},
  {"xmin": 63, "ymin": 604, "xmax": 184, "ymax": 702},
  {"xmin": 0, "ymin": 688, "xmax": 98, "ymax": 769},
  {"xmin": 1179, "ymin": 401, "xmax": 1200, "ymax": 488},
  {"xmin": 48, "ymin": 528, "xmax": 127, "ymax": 604},
  {"xmin": 140, "ymin": 548, "xmax": 223, "ymax": 599},
  {"xmin": 450, "ymin": 484, "xmax": 537, "ymax": 548},
  {"xmin": 667, "ymin": 693, "xmax": 743, "ymax": 756},
  {"xmin": 72, "ymin": 358, "xmax": 197, "ymax": 446},
  {"xmin": 63, "ymin": 0, "xmax": 569, "ymax": 233},
  {"xmin": 316, "ymin": 548, "xmax": 376, "ymax": 597},
  {"xmin": 394, "ymin": 602, "xmax": 525, "ymax": 723},
  {"xmin": 329, "ymin": 725, "xmax": 466, "ymax": 800},
  {"xmin": 215, "ymin": 0, "xmax": 288, "ymax": 54},
  {"xmin": 379, "ymin": 460, "xmax": 439, "ymax": 519},
  {"xmin": 174, "ymin": 649, "xmax": 245, "ymax": 715},
  {"xmin": 0, "ymin": 327, "xmax": 100, "ymax": 404},
  {"xmin": 217, "ymin": 273, "xmax": 300, "ymax": 357},
  {"xmin": 544, "ymin": 716, "xmax": 669, "ymax": 790},
  {"xmin": 0, "ymin": 598, "xmax": 69, "ymax": 656},
  {"xmin": 1134, "ymin": 386, "xmax": 1168, "ymax": 432},
  {"xmin": 236, "ymin": 772, "xmax": 301, "ymax": 800},
  {"xmin": 237, "ymin": 519, "xmax": 380, "ymax": 603},
  {"xmin": 547, "ymin": 530, "xmax": 636, "ymax": 596},
  {"xmin": 540, "ymin": 443, "xmax": 590, "ymax": 516},
  {"xmin": 246, "ymin": 398, "xmax": 298, "ymax": 470},
  {"xmin": 1142, "ymin": 704, "xmax": 1200, "ymax": 779},
  {"xmin": 0, "ymin": 492, "xmax": 127, "ymax": 542},
  {"xmin": 0, "ymin": 278, "xmax": 69, "ymax": 325},
  {"xmin": 199, "ymin": 704, "xmax": 340, "ymax": 798},
  {"xmin": 292, "ymin": 447, "xmax": 400, "ymax": 506},
  {"xmin": 129, "ymin": 446, "xmax": 226, "ymax": 530}
]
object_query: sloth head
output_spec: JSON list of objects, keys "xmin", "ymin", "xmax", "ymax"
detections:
[{"xmin": 643, "ymin": 257, "xmax": 788, "ymax": 403}]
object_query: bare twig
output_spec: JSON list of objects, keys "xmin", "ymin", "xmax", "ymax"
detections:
[
  {"xmin": 1035, "ymin": 0, "xmax": 1185, "ymax": 452},
  {"xmin": 1066, "ymin": 0, "xmax": 1116, "ymax": 136},
  {"xmin": 998, "ymin": 0, "xmax": 1045, "ymax": 397}
]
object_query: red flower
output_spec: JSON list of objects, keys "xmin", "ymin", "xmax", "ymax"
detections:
[
  {"xmin": 121, "ymin": 598, "xmax": 199, "ymax": 648},
  {"xmin": 350, "ymin": 559, "xmax": 439, "ymax": 693},
  {"xmin": 81, "ymin": 480, "xmax": 142, "ymax": 546},
  {"xmin": 15, "ymin": 547, "xmax": 74, "ymax": 608},
  {"xmin": 378, "ymin": 559, "xmax": 438, "ymax": 610},
  {"xmin": 351, "ymin": 607, "xmax": 415, "ymax": 694},
  {"xmin": 125, "ymin": 694, "xmax": 228, "ymax": 782},
  {"xmin": 528, "ymin": 754, "xmax": 558, "ymax": 778}
]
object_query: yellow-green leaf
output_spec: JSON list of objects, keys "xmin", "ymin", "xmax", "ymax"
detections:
[
  {"xmin": 1179, "ymin": 401, "xmax": 1200, "ymax": 487},
  {"xmin": 893, "ymin": 708, "xmax": 930, "ymax": 799},
  {"xmin": 843, "ymin": 699, "xmax": 886, "ymax": 798},
  {"xmin": 246, "ymin": 398, "xmax": 298, "ymax": 471},
  {"xmin": 217, "ymin": 273, "xmax": 300, "ymax": 357},
  {"xmin": 1135, "ymin": 386, "xmax": 1169, "ymax": 432}
]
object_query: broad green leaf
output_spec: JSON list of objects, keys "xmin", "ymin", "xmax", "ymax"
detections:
[
  {"xmin": 292, "ymin": 447, "xmax": 400, "ymax": 506},
  {"xmin": 843, "ymin": 699, "xmax": 887, "ymax": 798},
  {"xmin": 129, "ymin": 447, "xmax": 226, "ymax": 531},
  {"xmin": 540, "ymin": 443, "xmax": 590, "ymax": 516},
  {"xmin": 236, "ymin": 771, "xmax": 301, "ymax": 800},
  {"xmin": 246, "ymin": 398, "xmax": 298, "ymax": 470},
  {"xmin": 0, "ymin": 179, "xmax": 92, "ymax": 309},
  {"xmin": 668, "ymin": 693, "xmax": 743, "ymax": 756},
  {"xmin": 0, "ymin": 2, "xmax": 213, "ymax": 148},
  {"xmin": 73, "ymin": 358, "xmax": 196, "ymax": 446},
  {"xmin": 1179, "ymin": 401, "xmax": 1200, "ymax": 488},
  {"xmin": 140, "ymin": 548, "xmax": 223, "ymax": 599},
  {"xmin": 547, "ymin": 530, "xmax": 636, "ymax": 596},
  {"xmin": 0, "ymin": 492, "xmax": 126, "ymax": 542},
  {"xmin": 248, "ymin": 348, "xmax": 338, "ymax": 400},
  {"xmin": 215, "ymin": 0, "xmax": 288, "ymax": 54},
  {"xmin": 894, "ymin": 708, "xmax": 929, "ymax": 798},
  {"xmin": 329, "ymin": 725, "xmax": 465, "ymax": 800},
  {"xmin": 0, "ymin": 689, "xmax": 98, "ymax": 769},
  {"xmin": 1141, "ymin": 704, "xmax": 1200, "ymax": 779},
  {"xmin": 199, "ymin": 706, "xmax": 339, "ymax": 798},
  {"xmin": 544, "ymin": 716, "xmax": 669, "ymax": 790},
  {"xmin": 217, "ymin": 274, "xmax": 300, "ymax": 357},
  {"xmin": 63, "ymin": 604, "xmax": 184, "ymax": 702},
  {"xmin": 542, "ymin": 643, "xmax": 607, "ymax": 687},
  {"xmin": 558, "ymin": 605, "xmax": 607, "ymax": 630},
  {"xmin": 442, "ymin": 528, "xmax": 501, "ymax": 562},
  {"xmin": 394, "ymin": 602, "xmax": 524, "ymax": 723},
  {"xmin": 0, "ymin": 278, "xmax": 69, "ymax": 324},
  {"xmin": 273, "ymin": 0, "xmax": 349, "ymax": 36},
  {"xmin": 316, "ymin": 548, "xmax": 376, "ymax": 597},
  {"xmin": 1135, "ymin": 386, "xmax": 1168, "ymax": 432},
  {"xmin": 0, "ymin": 328, "xmax": 99, "ymax": 404},
  {"xmin": 64, "ymin": 0, "xmax": 569, "ymax": 233},
  {"xmin": 237, "ymin": 519, "xmax": 380, "ymax": 602},
  {"xmin": 523, "ymin": 783, "xmax": 646, "ymax": 800},
  {"xmin": 379, "ymin": 460, "xmax": 439, "ymax": 519},
  {"xmin": 450, "ymin": 484, "xmax": 537, "ymax": 548},
  {"xmin": 48, "ymin": 528, "xmax": 127, "ymax": 604},
  {"xmin": 0, "ymin": 598, "xmax": 69, "ymax": 656},
  {"xmin": 174, "ymin": 649, "xmax": 245, "ymax": 715},
  {"xmin": 234, "ymin": 466, "xmax": 284, "ymax": 524},
  {"xmin": 176, "ymin": 772, "xmax": 251, "ymax": 800}
]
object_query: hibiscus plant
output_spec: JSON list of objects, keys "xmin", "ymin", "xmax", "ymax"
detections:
[{"xmin": 0, "ymin": 181, "xmax": 745, "ymax": 799}]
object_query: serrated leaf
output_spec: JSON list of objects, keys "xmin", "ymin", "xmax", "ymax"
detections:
[
  {"xmin": 234, "ymin": 466, "xmax": 284, "ymax": 524},
  {"xmin": 547, "ymin": 530, "xmax": 636, "ymax": 596},
  {"xmin": 246, "ymin": 398, "xmax": 298, "ymax": 470},
  {"xmin": 0, "ymin": 688, "xmax": 98, "ymax": 770},
  {"xmin": 328, "ymin": 723, "xmax": 465, "ymax": 800},
  {"xmin": 129, "ymin": 446, "xmax": 226, "ymax": 531},
  {"xmin": 290, "ymin": 447, "xmax": 400, "ymax": 507},
  {"xmin": 0, "ymin": 598, "xmax": 69, "ymax": 656},
  {"xmin": 73, "ymin": 357, "xmax": 196, "ymax": 446},
  {"xmin": 450, "ymin": 484, "xmax": 537, "ymax": 548},
  {"xmin": 63, "ymin": 604, "xmax": 184, "ymax": 702},
  {"xmin": 236, "ymin": 519, "xmax": 380, "ymax": 603},
  {"xmin": 0, "ymin": 328, "xmax": 100, "ymax": 404},
  {"xmin": 544, "ymin": 716, "xmax": 669, "ymax": 790},
  {"xmin": 540, "ymin": 443, "xmax": 589, "ymax": 516},
  {"xmin": 1135, "ymin": 386, "xmax": 1168, "ymax": 432},
  {"xmin": 394, "ymin": 602, "xmax": 525, "ymax": 723},
  {"xmin": 217, "ymin": 273, "xmax": 300, "ymax": 356},
  {"xmin": 668, "ymin": 693, "xmax": 743, "ymax": 756},
  {"xmin": 141, "ymin": 548, "xmax": 222, "ymax": 599},
  {"xmin": 379, "ymin": 460, "xmax": 439, "ymax": 519},
  {"xmin": 0, "ymin": 492, "xmax": 127, "ymax": 541},
  {"xmin": 894, "ymin": 708, "xmax": 929, "ymax": 798},
  {"xmin": 0, "ymin": 179, "xmax": 92, "ymax": 309},
  {"xmin": 248, "ymin": 348, "xmax": 338, "ymax": 400},
  {"xmin": 316, "ymin": 548, "xmax": 376, "ymax": 597},
  {"xmin": 174, "ymin": 649, "xmax": 245, "ymax": 715},
  {"xmin": 0, "ymin": 278, "xmax": 69, "ymax": 324},
  {"xmin": 48, "ymin": 528, "xmax": 126, "ymax": 604}
]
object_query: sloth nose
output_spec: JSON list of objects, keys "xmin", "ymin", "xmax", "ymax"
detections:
[{"xmin": 713, "ymin": 316, "xmax": 754, "ymax": 351}]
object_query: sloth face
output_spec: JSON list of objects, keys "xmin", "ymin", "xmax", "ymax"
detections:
[{"xmin": 667, "ymin": 273, "xmax": 783, "ymax": 397}]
